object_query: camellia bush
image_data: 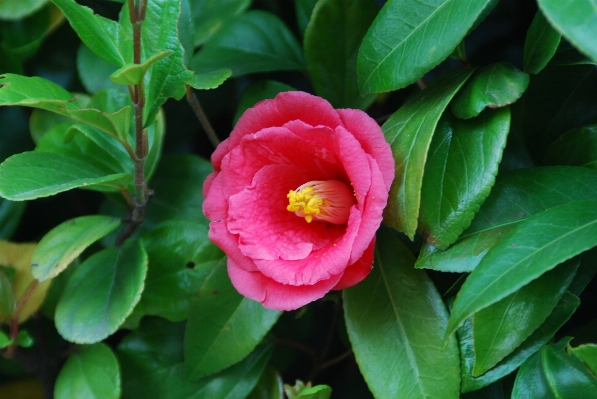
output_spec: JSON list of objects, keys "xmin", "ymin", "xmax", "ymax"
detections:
[{"xmin": 1, "ymin": 0, "xmax": 597, "ymax": 398}]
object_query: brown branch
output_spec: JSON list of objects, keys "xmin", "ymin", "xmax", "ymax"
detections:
[{"xmin": 186, "ymin": 85, "xmax": 220, "ymax": 148}]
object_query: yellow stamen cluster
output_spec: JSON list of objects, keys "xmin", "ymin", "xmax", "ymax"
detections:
[
  {"xmin": 287, "ymin": 180, "xmax": 355, "ymax": 225},
  {"xmin": 287, "ymin": 186, "xmax": 326, "ymax": 223}
]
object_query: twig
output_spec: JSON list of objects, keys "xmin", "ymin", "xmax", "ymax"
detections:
[
  {"xmin": 318, "ymin": 349, "xmax": 353, "ymax": 372},
  {"xmin": 273, "ymin": 337, "xmax": 319, "ymax": 364},
  {"xmin": 186, "ymin": 85, "xmax": 220, "ymax": 148},
  {"xmin": 5, "ymin": 280, "xmax": 39, "ymax": 359}
]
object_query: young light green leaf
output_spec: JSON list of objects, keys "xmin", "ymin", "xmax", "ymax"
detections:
[
  {"xmin": 55, "ymin": 239, "xmax": 147, "ymax": 344},
  {"xmin": 54, "ymin": 343, "xmax": 121, "ymax": 399},
  {"xmin": 544, "ymin": 124, "xmax": 597, "ymax": 169},
  {"xmin": 447, "ymin": 200, "xmax": 597, "ymax": 338},
  {"xmin": 296, "ymin": 385, "xmax": 332, "ymax": 399},
  {"xmin": 459, "ymin": 292, "xmax": 580, "ymax": 393},
  {"xmin": 118, "ymin": 317, "xmax": 272, "ymax": 399},
  {"xmin": 190, "ymin": 11, "xmax": 306, "ymax": 77},
  {"xmin": 382, "ymin": 69, "xmax": 473, "ymax": 239},
  {"xmin": 0, "ymin": 152, "xmax": 132, "ymax": 200},
  {"xmin": 190, "ymin": 0, "xmax": 250, "ymax": 46},
  {"xmin": 358, "ymin": 0, "xmax": 490, "ymax": 94},
  {"xmin": 184, "ymin": 259, "xmax": 280, "ymax": 380},
  {"xmin": 233, "ymin": 80, "xmax": 295, "ymax": 125},
  {"xmin": 418, "ymin": 108, "xmax": 510, "ymax": 249},
  {"xmin": 537, "ymin": 0, "xmax": 597, "ymax": 64},
  {"xmin": 110, "ymin": 50, "xmax": 171, "ymax": 86},
  {"xmin": 344, "ymin": 225, "xmax": 460, "ymax": 399},
  {"xmin": 570, "ymin": 344, "xmax": 597, "ymax": 376},
  {"xmin": 30, "ymin": 215, "xmax": 120, "ymax": 282},
  {"xmin": 304, "ymin": 0, "xmax": 377, "ymax": 109},
  {"xmin": 472, "ymin": 259, "xmax": 579, "ymax": 376},
  {"xmin": 187, "ymin": 69, "xmax": 232, "ymax": 90},
  {"xmin": 524, "ymin": 11, "xmax": 561, "ymax": 74},
  {"xmin": 512, "ymin": 337, "xmax": 597, "ymax": 398},
  {"xmin": 51, "ymin": 0, "xmax": 127, "ymax": 66},
  {"xmin": 451, "ymin": 63, "xmax": 529, "ymax": 119},
  {"xmin": 416, "ymin": 166, "xmax": 597, "ymax": 272}
]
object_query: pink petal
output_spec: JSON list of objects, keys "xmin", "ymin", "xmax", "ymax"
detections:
[
  {"xmin": 202, "ymin": 171, "xmax": 227, "ymax": 222},
  {"xmin": 337, "ymin": 109, "xmax": 395, "ymax": 191},
  {"xmin": 208, "ymin": 222, "xmax": 258, "ymax": 272},
  {"xmin": 227, "ymin": 164, "xmax": 338, "ymax": 261},
  {"xmin": 333, "ymin": 238, "xmax": 375, "ymax": 290},
  {"xmin": 228, "ymin": 257, "xmax": 342, "ymax": 311}
]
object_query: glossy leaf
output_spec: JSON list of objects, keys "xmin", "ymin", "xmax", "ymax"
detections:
[
  {"xmin": 118, "ymin": 317, "xmax": 271, "ymax": 399},
  {"xmin": 190, "ymin": 0, "xmax": 250, "ymax": 46},
  {"xmin": 30, "ymin": 215, "xmax": 119, "ymax": 282},
  {"xmin": 295, "ymin": 0, "xmax": 318, "ymax": 37},
  {"xmin": 51, "ymin": 0, "xmax": 127, "ymax": 66},
  {"xmin": 521, "ymin": 64, "xmax": 597, "ymax": 156},
  {"xmin": 77, "ymin": 44, "xmax": 121, "ymax": 94},
  {"xmin": 145, "ymin": 154, "xmax": 213, "ymax": 227},
  {"xmin": 512, "ymin": 337, "xmax": 597, "ymax": 398},
  {"xmin": 139, "ymin": 220, "xmax": 223, "ymax": 321},
  {"xmin": 447, "ymin": 200, "xmax": 597, "ymax": 337},
  {"xmin": 537, "ymin": 0, "xmax": 597, "ymax": 63},
  {"xmin": 54, "ymin": 343, "xmax": 121, "ymax": 399},
  {"xmin": 568, "ymin": 247, "xmax": 597, "ymax": 295},
  {"xmin": 382, "ymin": 69, "xmax": 473, "ymax": 239},
  {"xmin": 460, "ymin": 292, "xmax": 580, "ymax": 393},
  {"xmin": 233, "ymin": 80, "xmax": 295, "ymax": 125},
  {"xmin": 357, "ymin": 0, "xmax": 490, "ymax": 93},
  {"xmin": 55, "ymin": 239, "xmax": 147, "ymax": 343},
  {"xmin": 418, "ymin": 107, "xmax": 510, "ymax": 249},
  {"xmin": 0, "ymin": 0, "xmax": 49, "ymax": 19},
  {"xmin": 344, "ymin": 225, "xmax": 460, "ymax": 399},
  {"xmin": 190, "ymin": 11, "xmax": 306, "ymax": 77},
  {"xmin": 0, "ymin": 151, "xmax": 131, "ymax": 200},
  {"xmin": 247, "ymin": 366, "xmax": 284, "ymax": 399},
  {"xmin": 472, "ymin": 258, "xmax": 579, "ymax": 376},
  {"xmin": 0, "ymin": 241, "xmax": 51, "ymax": 323},
  {"xmin": 571, "ymin": 344, "xmax": 597, "ymax": 376},
  {"xmin": 28, "ymin": 95, "xmax": 91, "ymax": 144},
  {"xmin": 185, "ymin": 259, "xmax": 281, "ymax": 380},
  {"xmin": 416, "ymin": 166, "xmax": 597, "ymax": 272},
  {"xmin": 451, "ymin": 63, "xmax": 529, "ymax": 119},
  {"xmin": 188, "ymin": 69, "xmax": 233, "ymax": 90},
  {"xmin": 304, "ymin": 0, "xmax": 377, "ymax": 109},
  {"xmin": 544, "ymin": 124, "xmax": 597, "ymax": 169},
  {"xmin": 524, "ymin": 11, "xmax": 561, "ymax": 74},
  {"xmin": 0, "ymin": 271, "xmax": 16, "ymax": 324}
]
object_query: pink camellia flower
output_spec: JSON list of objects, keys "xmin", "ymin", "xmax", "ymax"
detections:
[{"xmin": 203, "ymin": 91, "xmax": 394, "ymax": 311}]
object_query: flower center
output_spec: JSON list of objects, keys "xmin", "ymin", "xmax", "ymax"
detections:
[{"xmin": 287, "ymin": 180, "xmax": 355, "ymax": 224}]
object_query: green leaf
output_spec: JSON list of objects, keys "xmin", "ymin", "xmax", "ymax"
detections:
[
  {"xmin": 51, "ymin": 0, "xmax": 128, "ymax": 66},
  {"xmin": 304, "ymin": 0, "xmax": 377, "ymax": 109},
  {"xmin": 184, "ymin": 259, "xmax": 281, "ymax": 380},
  {"xmin": 0, "ymin": 151, "xmax": 132, "ymax": 200},
  {"xmin": 295, "ymin": 0, "xmax": 318, "ymax": 37},
  {"xmin": 30, "ymin": 215, "xmax": 120, "ymax": 282},
  {"xmin": 550, "ymin": 39, "xmax": 597, "ymax": 67},
  {"xmin": 233, "ymin": 80, "xmax": 295, "ymax": 125},
  {"xmin": 190, "ymin": 0, "xmax": 250, "ymax": 46},
  {"xmin": 190, "ymin": 11, "xmax": 306, "ymax": 77},
  {"xmin": 451, "ymin": 63, "xmax": 529, "ymax": 119},
  {"xmin": 357, "ymin": 0, "xmax": 490, "ymax": 94},
  {"xmin": 0, "ymin": 198, "xmax": 25, "ymax": 239},
  {"xmin": 460, "ymin": 292, "xmax": 580, "ymax": 393},
  {"xmin": 109, "ymin": 50, "xmax": 171, "ymax": 86},
  {"xmin": 447, "ymin": 200, "xmax": 597, "ymax": 338},
  {"xmin": 296, "ymin": 385, "xmax": 332, "ymax": 399},
  {"xmin": 416, "ymin": 166, "xmax": 597, "ymax": 272},
  {"xmin": 570, "ymin": 344, "xmax": 597, "ymax": 376},
  {"xmin": 537, "ymin": 0, "xmax": 597, "ymax": 64},
  {"xmin": 247, "ymin": 366, "xmax": 284, "ymax": 399},
  {"xmin": 0, "ymin": 331, "xmax": 11, "ymax": 349},
  {"xmin": 145, "ymin": 154, "xmax": 213, "ymax": 227},
  {"xmin": 15, "ymin": 330, "xmax": 33, "ymax": 348},
  {"xmin": 55, "ymin": 239, "xmax": 147, "ymax": 344},
  {"xmin": 382, "ymin": 69, "xmax": 473, "ymax": 239},
  {"xmin": 118, "ymin": 317, "xmax": 272, "ymax": 399},
  {"xmin": 139, "ymin": 220, "xmax": 223, "ymax": 322},
  {"xmin": 0, "ymin": 0, "xmax": 49, "ymax": 20},
  {"xmin": 28, "ymin": 95, "xmax": 91, "ymax": 144},
  {"xmin": 521, "ymin": 64, "xmax": 597, "ymax": 156},
  {"xmin": 77, "ymin": 44, "xmax": 122, "ymax": 94},
  {"xmin": 569, "ymin": 247, "xmax": 597, "ymax": 296},
  {"xmin": 418, "ymin": 107, "xmax": 510, "ymax": 249},
  {"xmin": 187, "ymin": 69, "xmax": 232, "ymax": 90},
  {"xmin": 344, "ymin": 225, "xmax": 460, "ymax": 399},
  {"xmin": 0, "ymin": 270, "xmax": 16, "ymax": 324},
  {"xmin": 54, "ymin": 343, "xmax": 121, "ymax": 399},
  {"xmin": 544, "ymin": 124, "xmax": 597, "ymax": 169},
  {"xmin": 512, "ymin": 337, "xmax": 597, "ymax": 398},
  {"xmin": 472, "ymin": 258, "xmax": 579, "ymax": 376},
  {"xmin": 524, "ymin": 11, "xmax": 561, "ymax": 74}
]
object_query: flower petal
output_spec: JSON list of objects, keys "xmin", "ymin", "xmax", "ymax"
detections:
[
  {"xmin": 333, "ymin": 238, "xmax": 375, "ymax": 290},
  {"xmin": 228, "ymin": 257, "xmax": 342, "ymax": 311}
]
